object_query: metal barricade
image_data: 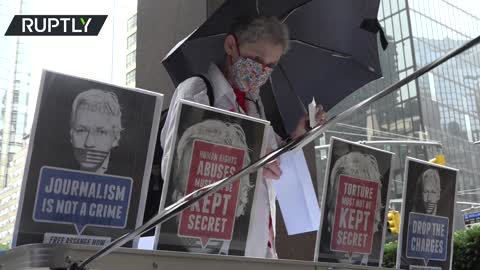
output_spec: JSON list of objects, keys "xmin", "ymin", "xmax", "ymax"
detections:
[{"xmin": 0, "ymin": 244, "xmax": 393, "ymax": 270}]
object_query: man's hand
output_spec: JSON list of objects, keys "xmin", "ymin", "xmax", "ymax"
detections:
[
  {"xmin": 290, "ymin": 104, "xmax": 326, "ymax": 140},
  {"xmin": 262, "ymin": 148, "xmax": 282, "ymax": 179}
]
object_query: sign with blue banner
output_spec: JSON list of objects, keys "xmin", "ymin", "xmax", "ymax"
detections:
[
  {"xmin": 406, "ymin": 212, "xmax": 448, "ymax": 264},
  {"xmin": 34, "ymin": 166, "xmax": 132, "ymax": 234},
  {"xmin": 13, "ymin": 71, "xmax": 163, "ymax": 247},
  {"xmin": 397, "ymin": 157, "xmax": 457, "ymax": 270}
]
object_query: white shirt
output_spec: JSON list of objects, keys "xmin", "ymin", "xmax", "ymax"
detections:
[{"xmin": 160, "ymin": 64, "xmax": 278, "ymax": 258}]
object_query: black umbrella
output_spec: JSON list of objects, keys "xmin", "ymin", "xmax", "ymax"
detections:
[{"xmin": 163, "ymin": 0, "xmax": 386, "ymax": 135}]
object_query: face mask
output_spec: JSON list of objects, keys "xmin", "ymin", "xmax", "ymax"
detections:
[
  {"xmin": 426, "ymin": 202, "xmax": 437, "ymax": 213},
  {"xmin": 229, "ymin": 34, "xmax": 275, "ymax": 92},
  {"xmin": 73, "ymin": 147, "xmax": 109, "ymax": 171},
  {"xmin": 231, "ymin": 56, "xmax": 273, "ymax": 92}
]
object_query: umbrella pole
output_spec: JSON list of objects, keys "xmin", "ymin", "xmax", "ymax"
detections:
[
  {"xmin": 276, "ymin": 63, "xmax": 308, "ymax": 114},
  {"xmin": 73, "ymin": 34, "xmax": 480, "ymax": 270}
]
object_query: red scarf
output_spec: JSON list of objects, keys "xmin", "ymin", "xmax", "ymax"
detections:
[{"xmin": 233, "ymin": 88, "xmax": 248, "ymax": 113}]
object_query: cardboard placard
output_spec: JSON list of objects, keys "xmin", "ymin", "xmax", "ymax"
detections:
[
  {"xmin": 13, "ymin": 70, "xmax": 163, "ymax": 247},
  {"xmin": 316, "ymin": 137, "xmax": 394, "ymax": 266},
  {"xmin": 397, "ymin": 157, "xmax": 458, "ymax": 270}
]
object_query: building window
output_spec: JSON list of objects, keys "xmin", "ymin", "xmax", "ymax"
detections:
[
  {"xmin": 428, "ymin": 73, "xmax": 437, "ymax": 101},
  {"xmin": 126, "ymin": 51, "xmax": 136, "ymax": 68},
  {"xmin": 126, "ymin": 70, "xmax": 135, "ymax": 86},
  {"xmin": 465, "ymin": 114, "xmax": 473, "ymax": 142},
  {"xmin": 127, "ymin": 33, "xmax": 136, "ymax": 50},
  {"xmin": 127, "ymin": 14, "xmax": 137, "ymax": 31},
  {"xmin": 12, "ymin": 91, "xmax": 19, "ymax": 104}
]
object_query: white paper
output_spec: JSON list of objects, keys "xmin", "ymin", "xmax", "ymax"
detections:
[
  {"xmin": 138, "ymin": 236, "xmax": 155, "ymax": 250},
  {"xmin": 308, "ymin": 97, "xmax": 317, "ymax": 128},
  {"xmin": 272, "ymin": 149, "xmax": 321, "ymax": 235}
]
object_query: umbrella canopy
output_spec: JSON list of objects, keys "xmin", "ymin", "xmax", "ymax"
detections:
[{"xmin": 163, "ymin": 0, "xmax": 385, "ymax": 134}]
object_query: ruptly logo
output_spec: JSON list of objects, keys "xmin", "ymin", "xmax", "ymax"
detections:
[{"xmin": 5, "ymin": 15, "xmax": 107, "ymax": 36}]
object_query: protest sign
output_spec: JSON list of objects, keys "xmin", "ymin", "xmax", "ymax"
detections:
[
  {"xmin": 33, "ymin": 167, "xmax": 133, "ymax": 234},
  {"xmin": 155, "ymin": 100, "xmax": 269, "ymax": 256},
  {"xmin": 406, "ymin": 213, "xmax": 448, "ymax": 264},
  {"xmin": 330, "ymin": 175, "xmax": 379, "ymax": 255},
  {"xmin": 13, "ymin": 70, "xmax": 163, "ymax": 247},
  {"xmin": 177, "ymin": 140, "xmax": 245, "ymax": 247},
  {"xmin": 316, "ymin": 137, "xmax": 394, "ymax": 266},
  {"xmin": 397, "ymin": 157, "xmax": 458, "ymax": 270}
]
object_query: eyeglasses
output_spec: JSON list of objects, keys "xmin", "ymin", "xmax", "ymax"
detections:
[
  {"xmin": 233, "ymin": 34, "xmax": 278, "ymax": 69},
  {"xmin": 71, "ymin": 126, "xmax": 114, "ymax": 138},
  {"xmin": 248, "ymin": 55, "xmax": 278, "ymax": 69}
]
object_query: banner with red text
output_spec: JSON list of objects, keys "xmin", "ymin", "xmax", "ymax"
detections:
[
  {"xmin": 330, "ymin": 175, "xmax": 379, "ymax": 255},
  {"xmin": 177, "ymin": 140, "xmax": 245, "ymax": 247},
  {"xmin": 155, "ymin": 100, "xmax": 269, "ymax": 256},
  {"xmin": 316, "ymin": 137, "xmax": 394, "ymax": 266}
]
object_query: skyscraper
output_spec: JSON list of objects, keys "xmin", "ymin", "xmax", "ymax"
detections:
[
  {"xmin": 327, "ymin": 0, "xmax": 480, "ymax": 229},
  {"xmin": 126, "ymin": 13, "xmax": 137, "ymax": 87},
  {"xmin": 0, "ymin": 137, "xmax": 28, "ymax": 246},
  {"xmin": 0, "ymin": 0, "xmax": 33, "ymax": 187}
]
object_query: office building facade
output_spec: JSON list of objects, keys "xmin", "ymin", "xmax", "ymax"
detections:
[
  {"xmin": 326, "ymin": 0, "xmax": 480, "ymax": 228},
  {"xmin": 0, "ymin": 140, "xmax": 28, "ymax": 246},
  {"xmin": 0, "ymin": 0, "xmax": 33, "ymax": 187},
  {"xmin": 126, "ymin": 13, "xmax": 137, "ymax": 87}
]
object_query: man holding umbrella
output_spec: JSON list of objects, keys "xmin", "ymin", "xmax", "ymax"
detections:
[{"xmin": 160, "ymin": 15, "xmax": 325, "ymax": 258}]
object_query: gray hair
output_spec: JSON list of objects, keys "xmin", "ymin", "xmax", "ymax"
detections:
[
  {"xmin": 419, "ymin": 168, "xmax": 441, "ymax": 192},
  {"xmin": 174, "ymin": 119, "xmax": 252, "ymax": 217},
  {"xmin": 70, "ymin": 89, "xmax": 123, "ymax": 136},
  {"xmin": 229, "ymin": 15, "xmax": 290, "ymax": 54}
]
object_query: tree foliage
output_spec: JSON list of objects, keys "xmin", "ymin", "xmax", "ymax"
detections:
[{"xmin": 382, "ymin": 225, "xmax": 480, "ymax": 270}]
